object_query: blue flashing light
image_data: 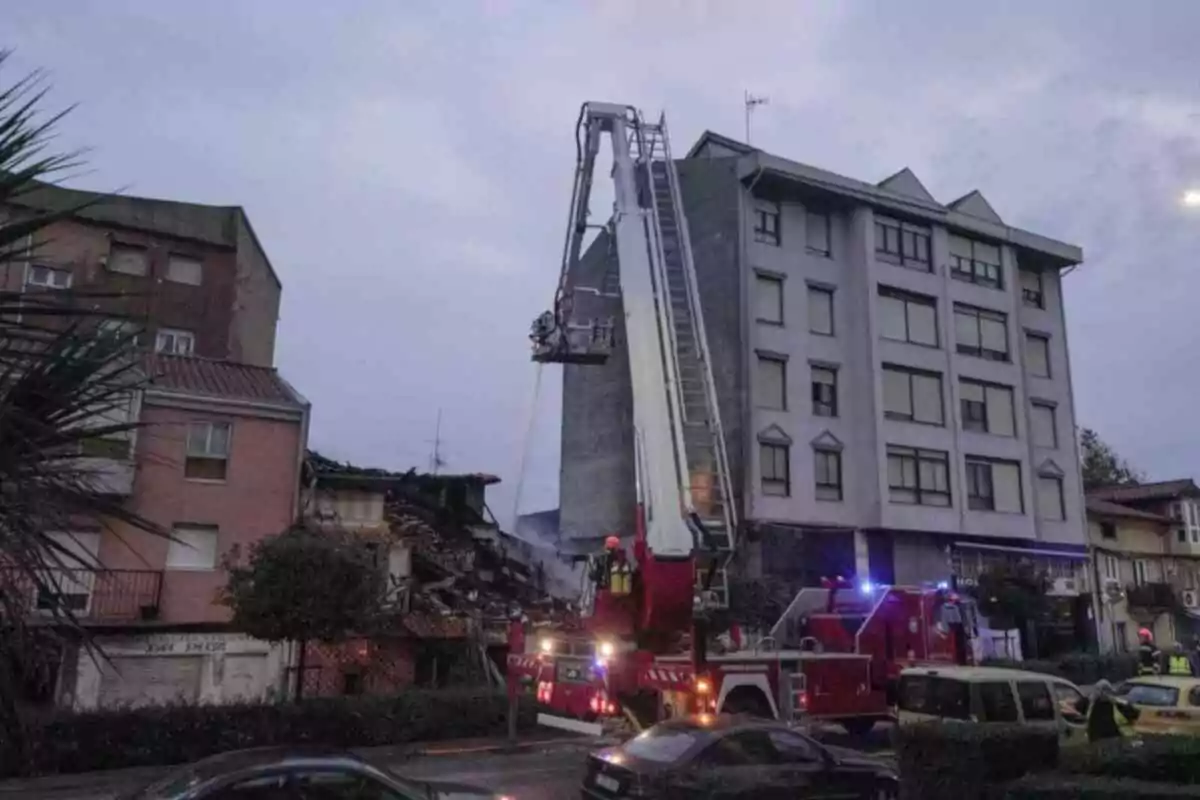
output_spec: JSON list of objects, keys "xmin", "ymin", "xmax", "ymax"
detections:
[
  {"xmin": 860, "ymin": 580, "xmax": 875, "ymax": 595},
  {"xmin": 936, "ymin": 581, "xmax": 950, "ymax": 591}
]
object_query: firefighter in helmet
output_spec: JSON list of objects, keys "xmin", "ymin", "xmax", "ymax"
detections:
[
  {"xmin": 1167, "ymin": 641, "xmax": 1197, "ymax": 677},
  {"xmin": 1137, "ymin": 628, "xmax": 1162, "ymax": 676}
]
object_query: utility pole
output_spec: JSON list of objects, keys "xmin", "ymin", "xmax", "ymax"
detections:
[
  {"xmin": 744, "ymin": 91, "xmax": 769, "ymax": 145},
  {"xmin": 428, "ymin": 409, "xmax": 447, "ymax": 475}
]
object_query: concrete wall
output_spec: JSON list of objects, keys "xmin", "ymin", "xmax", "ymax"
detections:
[
  {"xmin": 232, "ymin": 213, "xmax": 281, "ymax": 367},
  {"xmin": 103, "ymin": 402, "xmax": 303, "ymax": 624}
]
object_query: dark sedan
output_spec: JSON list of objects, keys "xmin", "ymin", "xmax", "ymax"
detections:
[
  {"xmin": 581, "ymin": 715, "xmax": 897, "ymax": 800},
  {"xmin": 119, "ymin": 746, "xmax": 510, "ymax": 799}
]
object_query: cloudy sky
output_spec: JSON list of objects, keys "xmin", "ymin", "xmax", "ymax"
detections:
[{"xmin": 7, "ymin": 1, "xmax": 1200, "ymax": 525}]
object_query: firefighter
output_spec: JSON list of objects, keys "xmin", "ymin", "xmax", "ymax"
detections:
[
  {"xmin": 1137, "ymin": 628, "xmax": 1162, "ymax": 675},
  {"xmin": 1077, "ymin": 680, "xmax": 1140, "ymax": 743},
  {"xmin": 1167, "ymin": 641, "xmax": 1196, "ymax": 676}
]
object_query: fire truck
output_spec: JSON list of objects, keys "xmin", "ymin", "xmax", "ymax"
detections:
[{"xmin": 508, "ymin": 102, "xmax": 978, "ymax": 735}]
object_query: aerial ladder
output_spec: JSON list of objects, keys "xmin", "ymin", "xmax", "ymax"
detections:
[{"xmin": 529, "ymin": 102, "xmax": 737, "ymax": 647}]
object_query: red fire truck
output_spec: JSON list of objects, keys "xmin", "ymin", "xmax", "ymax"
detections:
[{"xmin": 510, "ymin": 102, "xmax": 978, "ymax": 735}]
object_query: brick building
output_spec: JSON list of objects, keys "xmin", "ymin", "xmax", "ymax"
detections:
[{"xmin": 1, "ymin": 186, "xmax": 309, "ymax": 709}]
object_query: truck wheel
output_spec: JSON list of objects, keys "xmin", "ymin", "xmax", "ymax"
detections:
[
  {"xmin": 720, "ymin": 686, "xmax": 773, "ymax": 719},
  {"xmin": 840, "ymin": 718, "xmax": 876, "ymax": 736}
]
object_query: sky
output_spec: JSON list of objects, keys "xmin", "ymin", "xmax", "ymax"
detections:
[{"xmin": 6, "ymin": 1, "xmax": 1200, "ymax": 528}]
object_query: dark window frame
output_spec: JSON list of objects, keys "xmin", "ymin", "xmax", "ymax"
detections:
[
  {"xmin": 814, "ymin": 448, "xmax": 843, "ymax": 502},
  {"xmin": 805, "ymin": 209, "xmax": 832, "ymax": 257},
  {"xmin": 878, "ymin": 286, "xmax": 939, "ymax": 348},
  {"xmin": 755, "ymin": 273, "xmax": 785, "ymax": 325},
  {"xmin": 887, "ymin": 445, "xmax": 951, "ymax": 507},
  {"xmin": 875, "ymin": 216, "xmax": 932, "ymax": 271},
  {"xmin": 760, "ymin": 441, "xmax": 791, "ymax": 497},
  {"xmin": 966, "ymin": 455, "xmax": 1024, "ymax": 513},
  {"xmin": 1100, "ymin": 521, "xmax": 1117, "ymax": 540},
  {"xmin": 754, "ymin": 200, "xmax": 781, "ymax": 246},
  {"xmin": 756, "ymin": 354, "xmax": 788, "ymax": 411},
  {"xmin": 1021, "ymin": 269, "xmax": 1045, "ymax": 309},
  {"xmin": 1038, "ymin": 474, "xmax": 1066, "ymax": 521},
  {"xmin": 808, "ymin": 285, "xmax": 835, "ymax": 336},
  {"xmin": 1031, "ymin": 401, "xmax": 1058, "ymax": 447},
  {"xmin": 950, "ymin": 236, "xmax": 1003, "ymax": 289},
  {"xmin": 1026, "ymin": 332, "xmax": 1052, "ymax": 378},
  {"xmin": 811, "ymin": 365, "xmax": 838, "ymax": 418},
  {"xmin": 1016, "ymin": 680, "xmax": 1056, "ymax": 721},
  {"xmin": 882, "ymin": 364, "xmax": 945, "ymax": 426},
  {"xmin": 954, "ymin": 303, "xmax": 1010, "ymax": 361},
  {"xmin": 959, "ymin": 378, "xmax": 1015, "ymax": 436}
]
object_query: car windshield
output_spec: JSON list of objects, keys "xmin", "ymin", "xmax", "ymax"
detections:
[
  {"xmin": 125, "ymin": 758, "xmax": 428, "ymax": 799},
  {"xmin": 621, "ymin": 728, "xmax": 702, "ymax": 764},
  {"xmin": 898, "ymin": 675, "xmax": 972, "ymax": 720},
  {"xmin": 1118, "ymin": 683, "xmax": 1180, "ymax": 707}
]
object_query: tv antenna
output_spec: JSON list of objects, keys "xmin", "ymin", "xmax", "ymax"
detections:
[
  {"xmin": 427, "ymin": 409, "xmax": 448, "ymax": 475},
  {"xmin": 744, "ymin": 91, "xmax": 769, "ymax": 145}
]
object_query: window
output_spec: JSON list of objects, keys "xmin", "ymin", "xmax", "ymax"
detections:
[
  {"xmin": 978, "ymin": 681, "xmax": 1020, "ymax": 722},
  {"xmin": 155, "ymin": 328, "xmax": 195, "ymax": 355},
  {"xmin": 807, "ymin": 286, "xmax": 834, "ymax": 335},
  {"xmin": 805, "ymin": 210, "xmax": 831, "ymax": 256},
  {"xmin": 1101, "ymin": 553, "xmax": 1119, "ymax": 581},
  {"xmin": 285, "ymin": 770, "xmax": 410, "ymax": 800},
  {"xmin": 755, "ymin": 273, "xmax": 784, "ymax": 324},
  {"xmin": 1031, "ymin": 403, "xmax": 1057, "ymax": 448},
  {"xmin": 624, "ymin": 729, "xmax": 704, "ymax": 763},
  {"xmin": 99, "ymin": 318, "xmax": 141, "ymax": 344},
  {"xmin": 878, "ymin": 287, "xmax": 938, "ymax": 347},
  {"xmin": 753, "ymin": 199, "xmax": 780, "ymax": 246},
  {"xmin": 166, "ymin": 525, "xmax": 218, "ymax": 571},
  {"xmin": 897, "ymin": 675, "xmax": 971, "ymax": 720},
  {"xmin": 1133, "ymin": 559, "xmax": 1149, "ymax": 586},
  {"xmin": 1054, "ymin": 683, "xmax": 1087, "ymax": 725},
  {"xmin": 882, "ymin": 365, "xmax": 944, "ymax": 425},
  {"xmin": 1021, "ymin": 269, "xmax": 1044, "ymax": 308},
  {"xmin": 108, "ymin": 245, "xmax": 148, "ymax": 276},
  {"xmin": 966, "ymin": 457, "xmax": 1023, "ymax": 513},
  {"xmin": 814, "ymin": 449, "xmax": 842, "ymax": 501},
  {"xmin": 756, "ymin": 355, "xmax": 787, "ymax": 410},
  {"xmin": 959, "ymin": 379, "xmax": 1015, "ymax": 437},
  {"xmin": 887, "ymin": 446, "xmax": 951, "ymax": 506},
  {"xmin": 185, "ymin": 421, "xmax": 231, "ymax": 480},
  {"xmin": 165, "ymin": 255, "xmax": 203, "ymax": 286},
  {"xmin": 767, "ymin": 730, "xmax": 822, "ymax": 763},
  {"xmin": 949, "ymin": 234, "xmax": 1003, "ymax": 289},
  {"xmin": 1037, "ymin": 476, "xmax": 1065, "ymax": 521},
  {"xmin": 1114, "ymin": 622, "xmax": 1128, "ymax": 653},
  {"xmin": 1017, "ymin": 681, "xmax": 1056, "ymax": 721},
  {"xmin": 1100, "ymin": 521, "xmax": 1117, "ymax": 540},
  {"xmin": 954, "ymin": 304, "xmax": 1009, "ymax": 361},
  {"xmin": 1026, "ymin": 333, "xmax": 1051, "ymax": 378},
  {"xmin": 875, "ymin": 216, "xmax": 931, "ymax": 270},
  {"xmin": 811, "ymin": 366, "xmax": 837, "ymax": 417},
  {"xmin": 26, "ymin": 265, "xmax": 72, "ymax": 290},
  {"xmin": 760, "ymin": 442, "xmax": 790, "ymax": 497}
]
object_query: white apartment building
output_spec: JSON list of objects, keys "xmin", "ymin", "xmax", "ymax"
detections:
[{"xmin": 559, "ymin": 130, "xmax": 1088, "ymax": 618}]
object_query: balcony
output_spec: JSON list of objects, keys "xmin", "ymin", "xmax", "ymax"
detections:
[
  {"xmin": 0, "ymin": 568, "xmax": 162, "ymax": 622},
  {"xmin": 1126, "ymin": 581, "xmax": 1177, "ymax": 612}
]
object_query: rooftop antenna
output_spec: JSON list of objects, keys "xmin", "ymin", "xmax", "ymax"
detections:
[
  {"xmin": 428, "ymin": 409, "xmax": 447, "ymax": 475},
  {"xmin": 744, "ymin": 91, "xmax": 769, "ymax": 145}
]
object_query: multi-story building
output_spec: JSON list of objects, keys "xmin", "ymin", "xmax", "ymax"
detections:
[
  {"xmin": 1, "ymin": 187, "xmax": 309, "ymax": 709},
  {"xmin": 561, "ymin": 131, "xmax": 1089, "ymax": 619},
  {"xmin": 1087, "ymin": 480, "xmax": 1200, "ymax": 651}
]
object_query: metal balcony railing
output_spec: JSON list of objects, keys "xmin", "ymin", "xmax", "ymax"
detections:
[
  {"xmin": 1126, "ymin": 581, "xmax": 1176, "ymax": 611},
  {"xmin": 0, "ymin": 567, "xmax": 162, "ymax": 622}
]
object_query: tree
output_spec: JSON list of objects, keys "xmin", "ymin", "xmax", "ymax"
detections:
[
  {"xmin": 1080, "ymin": 426, "xmax": 1144, "ymax": 490},
  {"xmin": 0, "ymin": 50, "xmax": 163, "ymax": 756},
  {"xmin": 221, "ymin": 525, "xmax": 390, "ymax": 700}
]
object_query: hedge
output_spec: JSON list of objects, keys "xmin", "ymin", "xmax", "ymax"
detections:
[
  {"xmin": 2, "ymin": 689, "xmax": 538, "ymax": 779},
  {"xmin": 1058, "ymin": 735, "xmax": 1200, "ymax": 785},
  {"xmin": 892, "ymin": 722, "xmax": 1058, "ymax": 800},
  {"xmin": 1004, "ymin": 775, "xmax": 1200, "ymax": 799},
  {"xmin": 981, "ymin": 653, "xmax": 1139, "ymax": 686}
]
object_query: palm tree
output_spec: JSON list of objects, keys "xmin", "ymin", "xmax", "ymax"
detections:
[{"xmin": 0, "ymin": 49, "xmax": 164, "ymax": 757}]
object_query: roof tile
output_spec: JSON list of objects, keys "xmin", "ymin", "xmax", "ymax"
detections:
[
  {"xmin": 147, "ymin": 354, "xmax": 303, "ymax": 406},
  {"xmin": 1088, "ymin": 480, "xmax": 1200, "ymax": 504},
  {"xmin": 1084, "ymin": 497, "xmax": 1173, "ymax": 524}
]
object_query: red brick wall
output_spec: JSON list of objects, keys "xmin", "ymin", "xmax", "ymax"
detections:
[
  {"xmin": 101, "ymin": 403, "xmax": 302, "ymax": 624},
  {"xmin": 301, "ymin": 639, "xmax": 417, "ymax": 697}
]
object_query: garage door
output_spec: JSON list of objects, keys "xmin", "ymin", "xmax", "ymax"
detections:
[
  {"xmin": 222, "ymin": 654, "xmax": 267, "ymax": 703},
  {"xmin": 99, "ymin": 656, "xmax": 203, "ymax": 708}
]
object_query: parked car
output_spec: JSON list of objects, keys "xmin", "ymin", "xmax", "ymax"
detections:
[
  {"xmin": 581, "ymin": 714, "xmax": 897, "ymax": 799},
  {"xmin": 1114, "ymin": 675, "xmax": 1200, "ymax": 736},
  {"xmin": 119, "ymin": 746, "xmax": 509, "ymax": 799},
  {"xmin": 896, "ymin": 666, "xmax": 1089, "ymax": 746}
]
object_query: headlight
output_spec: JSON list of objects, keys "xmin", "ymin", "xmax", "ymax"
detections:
[
  {"xmin": 599, "ymin": 640, "xmax": 615, "ymax": 658},
  {"xmin": 539, "ymin": 638, "xmax": 554, "ymax": 654}
]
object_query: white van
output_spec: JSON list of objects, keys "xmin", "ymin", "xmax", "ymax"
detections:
[{"xmin": 896, "ymin": 666, "xmax": 1088, "ymax": 745}]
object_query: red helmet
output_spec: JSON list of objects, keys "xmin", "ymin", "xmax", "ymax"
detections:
[
  {"xmin": 1138, "ymin": 628, "xmax": 1153, "ymax": 641},
  {"xmin": 604, "ymin": 535, "xmax": 621, "ymax": 550}
]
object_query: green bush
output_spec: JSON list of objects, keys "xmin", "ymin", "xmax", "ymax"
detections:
[
  {"xmin": 1058, "ymin": 735, "xmax": 1200, "ymax": 785},
  {"xmin": 4, "ymin": 689, "xmax": 538, "ymax": 779},
  {"xmin": 981, "ymin": 653, "xmax": 1139, "ymax": 686},
  {"xmin": 892, "ymin": 722, "xmax": 1058, "ymax": 800},
  {"xmin": 1004, "ymin": 774, "xmax": 1200, "ymax": 798}
]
